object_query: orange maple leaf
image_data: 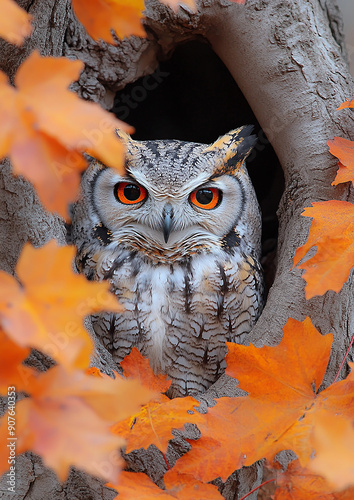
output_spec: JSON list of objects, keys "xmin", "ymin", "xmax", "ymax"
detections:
[
  {"xmin": 173, "ymin": 317, "xmax": 340, "ymax": 482},
  {"xmin": 274, "ymin": 459, "xmax": 354, "ymax": 499},
  {"xmin": 110, "ymin": 469, "xmax": 223, "ymax": 499},
  {"xmin": 113, "ymin": 349, "xmax": 202, "ymax": 453},
  {"xmin": 32, "ymin": 366, "xmax": 155, "ymax": 423},
  {"xmin": 328, "ymin": 136, "xmax": 354, "ymax": 187},
  {"xmin": 0, "ymin": 369, "xmax": 121, "ymax": 482},
  {"xmin": 329, "ymin": 137, "xmax": 354, "ymax": 168},
  {"xmin": 164, "ymin": 469, "xmax": 224, "ymax": 499},
  {"xmin": 0, "ymin": 364, "xmax": 153, "ymax": 482},
  {"xmin": 0, "ymin": 0, "xmax": 32, "ymax": 46},
  {"xmin": 332, "ymin": 160, "xmax": 354, "ymax": 188},
  {"xmin": 112, "ymin": 394, "xmax": 202, "ymax": 454},
  {"xmin": 159, "ymin": 0, "xmax": 197, "ymax": 13},
  {"xmin": 293, "ymin": 200, "xmax": 354, "ymax": 298},
  {"xmin": 71, "ymin": 0, "xmax": 146, "ymax": 43},
  {"xmin": 109, "ymin": 472, "xmax": 176, "ymax": 499},
  {"xmin": 308, "ymin": 412, "xmax": 354, "ymax": 490},
  {"xmin": 0, "ymin": 51, "xmax": 132, "ymax": 217},
  {"xmin": 121, "ymin": 347, "xmax": 171, "ymax": 393},
  {"xmin": 0, "ymin": 328, "xmax": 32, "ymax": 393},
  {"xmin": 337, "ymin": 98, "xmax": 354, "ymax": 110},
  {"xmin": 0, "ymin": 241, "xmax": 122, "ymax": 370}
]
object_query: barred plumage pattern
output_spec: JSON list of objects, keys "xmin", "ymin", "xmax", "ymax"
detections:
[{"xmin": 71, "ymin": 127, "xmax": 264, "ymax": 397}]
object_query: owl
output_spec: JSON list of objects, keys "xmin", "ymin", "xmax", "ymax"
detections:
[{"xmin": 71, "ymin": 126, "xmax": 264, "ymax": 397}]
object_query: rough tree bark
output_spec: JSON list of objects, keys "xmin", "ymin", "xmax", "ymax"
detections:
[{"xmin": 0, "ymin": 0, "xmax": 353, "ymax": 499}]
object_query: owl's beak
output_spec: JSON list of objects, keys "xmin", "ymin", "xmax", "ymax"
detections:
[{"xmin": 162, "ymin": 204, "xmax": 173, "ymax": 243}]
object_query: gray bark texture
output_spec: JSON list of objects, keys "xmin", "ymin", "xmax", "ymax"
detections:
[{"xmin": 0, "ymin": 0, "xmax": 353, "ymax": 498}]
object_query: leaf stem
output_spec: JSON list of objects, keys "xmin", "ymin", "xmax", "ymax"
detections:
[
  {"xmin": 162, "ymin": 452, "xmax": 171, "ymax": 471},
  {"xmin": 333, "ymin": 333, "xmax": 354, "ymax": 383},
  {"xmin": 238, "ymin": 478, "xmax": 275, "ymax": 500}
]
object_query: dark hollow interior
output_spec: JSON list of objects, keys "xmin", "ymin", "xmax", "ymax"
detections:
[{"xmin": 111, "ymin": 40, "xmax": 284, "ymax": 289}]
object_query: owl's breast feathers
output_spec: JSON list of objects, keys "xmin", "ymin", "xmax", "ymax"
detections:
[{"xmin": 84, "ymin": 245, "xmax": 264, "ymax": 397}]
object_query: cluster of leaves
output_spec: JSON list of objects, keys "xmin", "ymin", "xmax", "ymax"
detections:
[
  {"xmin": 0, "ymin": 242, "xmax": 155, "ymax": 482},
  {"xmin": 0, "ymin": 0, "xmax": 200, "ymax": 218},
  {"xmin": 0, "ymin": 0, "xmax": 353, "ymax": 499},
  {"xmin": 111, "ymin": 317, "xmax": 354, "ymax": 499},
  {"xmin": 293, "ymin": 99, "xmax": 354, "ymax": 299}
]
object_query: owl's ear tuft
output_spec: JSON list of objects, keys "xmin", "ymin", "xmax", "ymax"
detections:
[{"xmin": 205, "ymin": 126, "xmax": 257, "ymax": 176}]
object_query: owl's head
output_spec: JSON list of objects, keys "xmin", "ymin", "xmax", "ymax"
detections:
[{"xmin": 72, "ymin": 127, "xmax": 261, "ymax": 264}]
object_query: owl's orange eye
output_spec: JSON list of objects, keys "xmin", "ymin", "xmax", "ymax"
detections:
[
  {"xmin": 114, "ymin": 182, "xmax": 148, "ymax": 205},
  {"xmin": 189, "ymin": 188, "xmax": 221, "ymax": 209}
]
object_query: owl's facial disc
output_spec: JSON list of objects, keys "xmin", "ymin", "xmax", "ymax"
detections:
[{"xmin": 92, "ymin": 167, "xmax": 245, "ymax": 253}]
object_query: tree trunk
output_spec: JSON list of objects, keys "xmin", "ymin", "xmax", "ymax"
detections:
[{"xmin": 0, "ymin": 0, "xmax": 353, "ymax": 498}]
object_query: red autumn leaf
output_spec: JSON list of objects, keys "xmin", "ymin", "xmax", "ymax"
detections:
[
  {"xmin": 337, "ymin": 98, "xmax": 354, "ymax": 110},
  {"xmin": 328, "ymin": 136, "xmax": 354, "ymax": 187},
  {"xmin": 71, "ymin": 0, "xmax": 145, "ymax": 43},
  {"xmin": 274, "ymin": 459, "xmax": 354, "ymax": 499},
  {"xmin": 173, "ymin": 317, "xmax": 336, "ymax": 482},
  {"xmin": 0, "ymin": 241, "xmax": 122, "ymax": 369},
  {"xmin": 121, "ymin": 347, "xmax": 171, "ymax": 393},
  {"xmin": 0, "ymin": 0, "xmax": 32, "ymax": 46},
  {"xmin": 293, "ymin": 200, "xmax": 354, "ymax": 298},
  {"xmin": 0, "ymin": 51, "xmax": 132, "ymax": 217}
]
